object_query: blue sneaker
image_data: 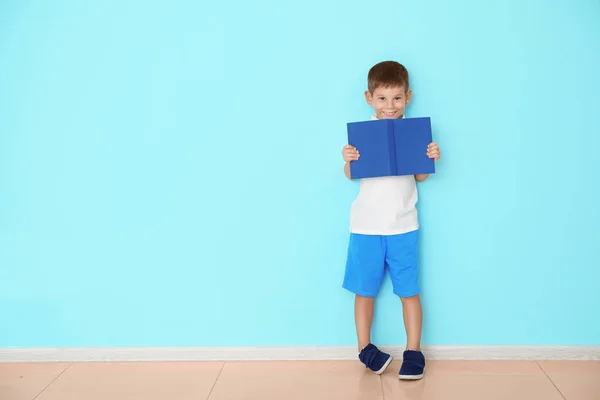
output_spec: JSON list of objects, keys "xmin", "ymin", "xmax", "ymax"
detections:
[
  {"xmin": 399, "ymin": 350, "xmax": 425, "ymax": 380},
  {"xmin": 358, "ymin": 344, "xmax": 393, "ymax": 375}
]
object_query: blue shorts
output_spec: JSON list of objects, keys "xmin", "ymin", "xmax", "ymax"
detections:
[{"xmin": 342, "ymin": 230, "xmax": 419, "ymax": 298}]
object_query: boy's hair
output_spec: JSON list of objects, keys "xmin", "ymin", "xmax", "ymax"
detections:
[{"xmin": 367, "ymin": 61, "xmax": 409, "ymax": 93}]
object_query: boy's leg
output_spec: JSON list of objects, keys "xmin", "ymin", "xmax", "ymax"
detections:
[
  {"xmin": 354, "ymin": 295, "xmax": 374, "ymax": 351},
  {"xmin": 400, "ymin": 294, "xmax": 423, "ymax": 351},
  {"xmin": 343, "ymin": 233, "xmax": 382, "ymax": 350},
  {"xmin": 385, "ymin": 230, "xmax": 426, "ymax": 379},
  {"xmin": 343, "ymin": 233, "xmax": 392, "ymax": 374}
]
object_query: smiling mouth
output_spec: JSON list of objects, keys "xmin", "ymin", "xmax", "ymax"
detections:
[{"xmin": 382, "ymin": 111, "xmax": 397, "ymax": 117}]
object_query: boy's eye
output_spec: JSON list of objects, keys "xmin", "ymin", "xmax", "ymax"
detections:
[
  {"xmin": 378, "ymin": 97, "xmax": 385, "ymax": 100},
  {"xmin": 395, "ymin": 97, "xmax": 402, "ymax": 100}
]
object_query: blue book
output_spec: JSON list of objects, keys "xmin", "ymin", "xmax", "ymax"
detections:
[{"xmin": 346, "ymin": 117, "xmax": 435, "ymax": 179}]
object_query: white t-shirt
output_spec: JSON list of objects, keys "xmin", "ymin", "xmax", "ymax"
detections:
[{"xmin": 349, "ymin": 115, "xmax": 419, "ymax": 235}]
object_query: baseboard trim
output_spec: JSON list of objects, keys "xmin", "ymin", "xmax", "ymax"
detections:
[{"xmin": 1, "ymin": 345, "xmax": 599, "ymax": 363}]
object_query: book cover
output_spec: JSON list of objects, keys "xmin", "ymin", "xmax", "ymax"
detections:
[{"xmin": 346, "ymin": 117, "xmax": 435, "ymax": 179}]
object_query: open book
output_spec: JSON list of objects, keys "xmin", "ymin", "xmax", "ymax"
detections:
[{"xmin": 346, "ymin": 117, "xmax": 435, "ymax": 179}]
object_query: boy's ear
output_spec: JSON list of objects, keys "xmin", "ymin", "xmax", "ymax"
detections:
[
  {"xmin": 406, "ymin": 89, "xmax": 413, "ymax": 105},
  {"xmin": 364, "ymin": 90, "xmax": 373, "ymax": 105}
]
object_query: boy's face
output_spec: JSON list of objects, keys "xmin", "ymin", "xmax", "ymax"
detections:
[{"xmin": 365, "ymin": 85, "xmax": 412, "ymax": 119}]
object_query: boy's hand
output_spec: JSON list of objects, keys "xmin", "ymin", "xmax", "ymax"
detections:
[
  {"xmin": 342, "ymin": 144, "xmax": 360, "ymax": 163},
  {"xmin": 427, "ymin": 142, "xmax": 440, "ymax": 162}
]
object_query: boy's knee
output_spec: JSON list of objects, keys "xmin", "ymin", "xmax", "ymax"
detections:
[
  {"xmin": 356, "ymin": 294, "xmax": 375, "ymax": 302},
  {"xmin": 400, "ymin": 294, "xmax": 420, "ymax": 302}
]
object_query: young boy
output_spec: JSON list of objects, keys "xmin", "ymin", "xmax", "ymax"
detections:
[{"xmin": 341, "ymin": 61, "xmax": 440, "ymax": 380}]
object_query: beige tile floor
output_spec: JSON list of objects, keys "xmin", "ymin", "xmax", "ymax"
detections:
[{"xmin": 1, "ymin": 360, "xmax": 599, "ymax": 400}]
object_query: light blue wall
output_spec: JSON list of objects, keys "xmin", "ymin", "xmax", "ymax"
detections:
[{"xmin": 1, "ymin": 0, "xmax": 599, "ymax": 348}]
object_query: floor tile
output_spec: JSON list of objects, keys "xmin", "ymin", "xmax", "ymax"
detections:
[
  {"xmin": 5, "ymin": 359, "xmax": 597, "ymax": 400},
  {"xmin": 35, "ymin": 361, "xmax": 223, "ymax": 400},
  {"xmin": 207, "ymin": 361, "xmax": 383, "ymax": 400},
  {"xmin": 538, "ymin": 360, "xmax": 600, "ymax": 400},
  {"xmin": 381, "ymin": 360, "xmax": 564, "ymax": 400},
  {"xmin": 417, "ymin": 360, "xmax": 544, "ymax": 375},
  {"xmin": 0, "ymin": 362, "xmax": 70, "ymax": 400}
]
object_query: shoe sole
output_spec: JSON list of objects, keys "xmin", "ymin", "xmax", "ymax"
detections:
[
  {"xmin": 398, "ymin": 366, "xmax": 425, "ymax": 380},
  {"xmin": 374, "ymin": 355, "xmax": 393, "ymax": 375}
]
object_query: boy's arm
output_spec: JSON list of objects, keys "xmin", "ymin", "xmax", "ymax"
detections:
[
  {"xmin": 415, "ymin": 174, "xmax": 430, "ymax": 182},
  {"xmin": 415, "ymin": 142, "xmax": 440, "ymax": 182},
  {"xmin": 342, "ymin": 145, "xmax": 358, "ymax": 180},
  {"xmin": 344, "ymin": 162, "xmax": 352, "ymax": 180}
]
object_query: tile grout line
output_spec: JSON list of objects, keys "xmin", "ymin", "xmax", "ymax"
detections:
[
  {"xmin": 535, "ymin": 361, "xmax": 566, "ymax": 400},
  {"xmin": 205, "ymin": 361, "xmax": 226, "ymax": 400},
  {"xmin": 379, "ymin": 373, "xmax": 385, "ymax": 399},
  {"xmin": 32, "ymin": 363, "xmax": 73, "ymax": 400}
]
